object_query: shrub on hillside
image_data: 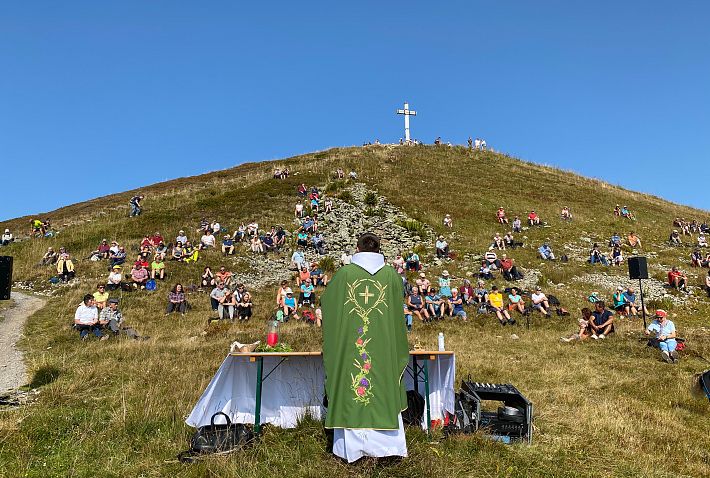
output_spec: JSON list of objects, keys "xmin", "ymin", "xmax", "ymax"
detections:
[{"xmin": 364, "ymin": 191, "xmax": 377, "ymax": 206}]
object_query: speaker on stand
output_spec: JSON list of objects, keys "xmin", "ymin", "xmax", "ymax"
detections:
[
  {"xmin": 0, "ymin": 256, "xmax": 13, "ymax": 301},
  {"xmin": 627, "ymin": 256, "xmax": 648, "ymax": 328}
]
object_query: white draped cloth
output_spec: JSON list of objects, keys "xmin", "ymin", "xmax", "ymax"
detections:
[{"xmin": 186, "ymin": 353, "xmax": 456, "ymax": 461}]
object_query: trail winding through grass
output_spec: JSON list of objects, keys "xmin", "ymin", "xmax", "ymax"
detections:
[{"xmin": 0, "ymin": 292, "xmax": 46, "ymax": 392}]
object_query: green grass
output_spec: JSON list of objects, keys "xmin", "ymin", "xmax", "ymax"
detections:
[{"xmin": 1, "ymin": 146, "xmax": 709, "ymax": 477}]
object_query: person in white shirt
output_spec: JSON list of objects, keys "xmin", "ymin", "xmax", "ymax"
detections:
[
  {"xmin": 295, "ymin": 202, "xmax": 304, "ymax": 218},
  {"xmin": 341, "ymin": 250, "xmax": 352, "ymax": 265},
  {"xmin": 531, "ymin": 286, "xmax": 551, "ymax": 316},
  {"xmin": 698, "ymin": 233, "xmax": 708, "ymax": 247},
  {"xmin": 211, "ymin": 221, "xmax": 221, "ymax": 235},
  {"xmin": 1, "ymin": 229, "xmax": 13, "ymax": 246},
  {"xmin": 176, "ymin": 230, "xmax": 188, "ymax": 245},
  {"xmin": 199, "ymin": 231, "xmax": 216, "ymax": 250},
  {"xmin": 74, "ymin": 294, "xmax": 103, "ymax": 340}
]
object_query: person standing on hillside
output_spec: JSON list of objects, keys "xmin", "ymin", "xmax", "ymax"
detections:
[
  {"xmin": 322, "ymin": 233, "xmax": 410, "ymax": 462},
  {"xmin": 129, "ymin": 195, "xmax": 144, "ymax": 217}
]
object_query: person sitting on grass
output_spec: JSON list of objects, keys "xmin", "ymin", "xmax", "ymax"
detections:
[
  {"xmin": 443, "ymin": 214, "xmax": 453, "ymax": 228},
  {"xmin": 299, "ymin": 278, "xmax": 316, "ymax": 307},
  {"xmin": 94, "ymin": 239, "xmax": 111, "ymax": 259},
  {"xmin": 154, "ymin": 242, "xmax": 168, "ymax": 261},
  {"xmin": 609, "ymin": 233, "xmax": 622, "ymax": 248},
  {"xmin": 166, "ymin": 283, "xmax": 187, "ymax": 315},
  {"xmin": 74, "ymin": 294, "xmax": 103, "ymax": 340},
  {"xmin": 561, "ymin": 308, "xmax": 593, "ymax": 342},
  {"xmin": 220, "ymin": 290, "xmax": 236, "ymax": 321},
  {"xmin": 41, "ymin": 247, "xmax": 58, "ymax": 266},
  {"xmin": 403, "ymin": 303, "xmax": 413, "ymax": 332},
  {"xmin": 215, "ymin": 266, "xmax": 233, "ymax": 288},
  {"xmin": 489, "ymin": 285, "xmax": 515, "ymax": 326},
  {"xmin": 620, "ymin": 205, "xmax": 634, "ymax": 220},
  {"xmin": 176, "ymin": 229, "xmax": 188, "ymax": 246},
  {"xmin": 199, "ymin": 230, "xmax": 216, "ymax": 250},
  {"xmin": 171, "ymin": 241, "xmax": 184, "ymax": 262},
  {"xmin": 312, "ymin": 232, "xmax": 326, "ymax": 255},
  {"xmin": 536, "ymin": 243, "xmax": 553, "ymax": 261},
  {"xmin": 492, "ymin": 233, "xmax": 506, "ymax": 250},
  {"xmin": 668, "ymin": 266, "xmax": 689, "ymax": 291},
  {"xmin": 669, "ymin": 230, "xmax": 682, "ymax": 246},
  {"xmin": 210, "ymin": 282, "xmax": 227, "ymax": 316},
  {"xmin": 496, "ymin": 207, "xmax": 509, "ymax": 225},
  {"xmin": 282, "ymin": 288, "xmax": 299, "ymax": 320},
  {"xmin": 296, "ymin": 230, "xmax": 309, "ymax": 248},
  {"xmin": 589, "ymin": 301, "xmax": 614, "ymax": 339},
  {"xmin": 508, "ymin": 287, "xmax": 525, "ymax": 315},
  {"xmin": 291, "ymin": 249, "xmax": 306, "ymax": 270},
  {"xmin": 449, "ymin": 289, "xmax": 468, "ymax": 321},
  {"xmin": 698, "ymin": 233, "xmax": 708, "ymax": 248},
  {"xmin": 324, "ymin": 198, "xmax": 333, "ymax": 214},
  {"xmin": 415, "ymin": 272, "xmax": 431, "ymax": 295},
  {"xmin": 221, "ymin": 235, "xmax": 235, "ymax": 255},
  {"xmin": 503, "ymin": 232, "xmax": 518, "ymax": 249},
  {"xmin": 438, "ymin": 270, "xmax": 453, "ymax": 300},
  {"xmin": 459, "ymin": 279, "xmax": 475, "ymax": 305},
  {"xmin": 527, "ymin": 210, "xmax": 540, "ymax": 226},
  {"xmin": 531, "ymin": 286, "xmax": 551, "ymax": 316},
  {"xmin": 295, "ymin": 201, "xmax": 304, "ymax": 218},
  {"xmin": 151, "ymin": 256, "xmax": 166, "ymax": 280},
  {"xmin": 274, "ymin": 226, "xmax": 287, "ymax": 249},
  {"xmin": 1, "ymin": 228, "xmax": 13, "ymax": 246},
  {"xmin": 705, "ymin": 270, "xmax": 710, "ymax": 298},
  {"xmin": 237, "ymin": 292, "xmax": 253, "ymax": 321},
  {"xmin": 500, "ymin": 254, "xmax": 523, "ymax": 281},
  {"xmin": 612, "ymin": 286, "xmax": 627, "ymax": 317},
  {"xmin": 645, "ymin": 309, "xmax": 678, "ymax": 363},
  {"xmin": 107, "ymin": 265, "xmax": 124, "ymax": 291},
  {"xmin": 479, "ymin": 261, "xmax": 494, "ymax": 281},
  {"xmin": 436, "ymin": 236, "xmax": 450, "ymax": 258},
  {"xmin": 310, "ymin": 262, "xmax": 329, "ymax": 287},
  {"xmin": 512, "ymin": 216, "xmax": 522, "ymax": 233},
  {"xmin": 295, "ymin": 264, "xmax": 310, "ymax": 287},
  {"xmin": 130, "ymin": 263, "xmax": 149, "ymax": 289},
  {"xmin": 627, "ymin": 231, "xmax": 642, "ymax": 249},
  {"xmin": 392, "ymin": 253, "xmax": 405, "ymax": 275},
  {"xmin": 691, "ymin": 249, "xmax": 703, "ymax": 268},
  {"xmin": 93, "ymin": 284, "xmax": 109, "ymax": 309},
  {"xmin": 560, "ymin": 206, "xmax": 572, "ymax": 221},
  {"xmin": 100, "ymin": 298, "xmax": 144, "ymax": 340},
  {"xmin": 588, "ymin": 243, "xmax": 609, "ymax": 265},
  {"xmin": 621, "ymin": 286, "xmax": 647, "ymax": 317},
  {"xmin": 57, "ymin": 249, "xmax": 76, "ymax": 282},
  {"xmin": 405, "ymin": 251, "xmax": 421, "ymax": 271},
  {"xmin": 611, "ymin": 245, "xmax": 624, "ymax": 266},
  {"xmin": 473, "ymin": 280, "xmax": 489, "ymax": 305},
  {"xmin": 199, "ymin": 267, "xmax": 215, "ymax": 290},
  {"xmin": 134, "ymin": 255, "xmax": 149, "ymax": 270},
  {"xmin": 406, "ymin": 288, "xmax": 429, "ymax": 322},
  {"xmin": 263, "ymin": 233, "xmax": 277, "ymax": 253},
  {"xmin": 425, "ymin": 287, "xmax": 446, "ymax": 319},
  {"xmin": 183, "ymin": 241, "xmax": 199, "ymax": 263}
]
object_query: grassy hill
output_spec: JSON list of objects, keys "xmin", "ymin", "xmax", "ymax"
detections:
[{"xmin": 0, "ymin": 145, "xmax": 709, "ymax": 478}]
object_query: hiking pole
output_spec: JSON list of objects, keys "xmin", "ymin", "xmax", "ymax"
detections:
[{"xmin": 638, "ymin": 277, "xmax": 647, "ymax": 330}]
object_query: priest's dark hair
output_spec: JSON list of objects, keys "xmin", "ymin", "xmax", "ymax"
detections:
[{"xmin": 356, "ymin": 233, "xmax": 381, "ymax": 253}]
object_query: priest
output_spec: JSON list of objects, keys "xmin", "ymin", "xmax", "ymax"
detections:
[{"xmin": 321, "ymin": 232, "xmax": 410, "ymax": 462}]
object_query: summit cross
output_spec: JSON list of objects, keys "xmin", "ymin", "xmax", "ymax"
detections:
[{"xmin": 396, "ymin": 101, "xmax": 417, "ymax": 143}]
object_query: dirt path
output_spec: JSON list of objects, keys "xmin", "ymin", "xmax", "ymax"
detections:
[{"xmin": 0, "ymin": 292, "xmax": 46, "ymax": 392}]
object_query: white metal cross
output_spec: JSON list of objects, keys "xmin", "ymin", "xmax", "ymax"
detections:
[{"xmin": 396, "ymin": 102, "xmax": 417, "ymax": 143}]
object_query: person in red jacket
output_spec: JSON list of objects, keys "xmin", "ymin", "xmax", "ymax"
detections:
[
  {"xmin": 667, "ymin": 266, "xmax": 688, "ymax": 292},
  {"xmin": 528, "ymin": 210, "xmax": 540, "ymax": 226}
]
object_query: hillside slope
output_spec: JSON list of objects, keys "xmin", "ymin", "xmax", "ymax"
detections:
[{"xmin": 0, "ymin": 145, "xmax": 709, "ymax": 478}]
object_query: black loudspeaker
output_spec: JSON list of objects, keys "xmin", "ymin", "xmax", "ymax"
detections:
[
  {"xmin": 628, "ymin": 256, "xmax": 648, "ymax": 280},
  {"xmin": 0, "ymin": 256, "xmax": 12, "ymax": 300}
]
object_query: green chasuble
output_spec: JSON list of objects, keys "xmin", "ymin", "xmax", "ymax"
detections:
[{"xmin": 321, "ymin": 259, "xmax": 410, "ymax": 430}]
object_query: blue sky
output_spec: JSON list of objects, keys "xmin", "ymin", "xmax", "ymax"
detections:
[{"xmin": 1, "ymin": 1, "xmax": 708, "ymax": 221}]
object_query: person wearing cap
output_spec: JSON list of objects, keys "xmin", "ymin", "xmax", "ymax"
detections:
[
  {"xmin": 176, "ymin": 230, "xmax": 188, "ymax": 246},
  {"xmin": 93, "ymin": 284, "xmax": 109, "ymax": 309},
  {"xmin": 590, "ymin": 301, "xmax": 614, "ymax": 339},
  {"xmin": 538, "ymin": 242, "xmax": 555, "ymax": 261},
  {"xmin": 588, "ymin": 243, "xmax": 609, "ymax": 265},
  {"xmin": 425, "ymin": 287, "xmax": 446, "ymax": 319},
  {"xmin": 299, "ymin": 278, "xmax": 315, "ymax": 307},
  {"xmin": 496, "ymin": 207, "xmax": 509, "ymax": 225},
  {"xmin": 612, "ymin": 286, "xmax": 627, "ymax": 316},
  {"xmin": 645, "ymin": 310, "xmax": 678, "ymax": 363},
  {"xmin": 531, "ymin": 286, "xmax": 551, "ymax": 316},
  {"xmin": 0, "ymin": 228, "xmax": 13, "ymax": 246},
  {"xmin": 100, "ymin": 298, "xmax": 144, "ymax": 339},
  {"xmin": 667, "ymin": 266, "xmax": 688, "ymax": 292},
  {"xmin": 106, "ymin": 265, "xmax": 124, "ymax": 291},
  {"xmin": 74, "ymin": 294, "xmax": 103, "ymax": 340},
  {"xmin": 443, "ymin": 214, "xmax": 453, "ymax": 228},
  {"xmin": 438, "ymin": 271, "xmax": 452, "ymax": 298},
  {"xmin": 405, "ymin": 250, "xmax": 420, "ymax": 272},
  {"xmin": 282, "ymin": 288, "xmax": 298, "ymax": 319},
  {"xmin": 415, "ymin": 272, "xmax": 431, "ymax": 295},
  {"xmin": 489, "ymin": 285, "xmax": 514, "ymax": 326}
]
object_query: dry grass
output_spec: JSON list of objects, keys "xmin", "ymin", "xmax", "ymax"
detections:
[{"xmin": 1, "ymin": 146, "xmax": 709, "ymax": 477}]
